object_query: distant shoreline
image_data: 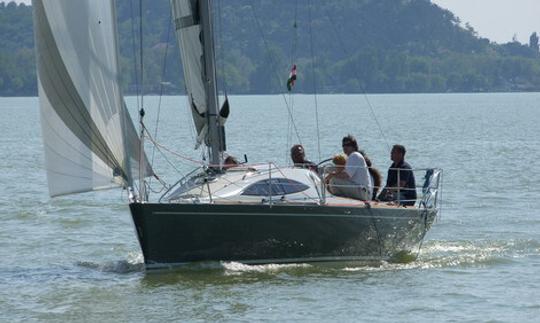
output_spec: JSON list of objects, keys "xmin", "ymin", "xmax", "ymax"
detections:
[
  {"xmin": 3, "ymin": 2, "xmax": 540, "ymax": 98},
  {"xmin": 3, "ymin": 91, "xmax": 540, "ymax": 99}
]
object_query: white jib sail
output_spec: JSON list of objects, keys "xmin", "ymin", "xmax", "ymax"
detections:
[
  {"xmin": 170, "ymin": 0, "xmax": 211, "ymax": 147},
  {"xmin": 32, "ymin": 0, "xmax": 152, "ymax": 197}
]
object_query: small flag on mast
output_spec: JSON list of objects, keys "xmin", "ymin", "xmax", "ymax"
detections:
[{"xmin": 287, "ymin": 64, "xmax": 297, "ymax": 91}]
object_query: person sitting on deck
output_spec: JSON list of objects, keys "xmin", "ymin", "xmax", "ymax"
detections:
[
  {"xmin": 223, "ymin": 155, "xmax": 239, "ymax": 170},
  {"xmin": 379, "ymin": 144, "xmax": 417, "ymax": 206},
  {"xmin": 290, "ymin": 144, "xmax": 317, "ymax": 171},
  {"xmin": 325, "ymin": 153, "xmax": 347, "ymax": 195},
  {"xmin": 325, "ymin": 135, "xmax": 373, "ymax": 201}
]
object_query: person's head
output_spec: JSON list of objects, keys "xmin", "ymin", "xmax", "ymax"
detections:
[
  {"xmin": 332, "ymin": 153, "xmax": 347, "ymax": 168},
  {"xmin": 341, "ymin": 135, "xmax": 359, "ymax": 156},
  {"xmin": 391, "ymin": 144, "xmax": 406, "ymax": 164},
  {"xmin": 223, "ymin": 155, "xmax": 239, "ymax": 169},
  {"xmin": 290, "ymin": 144, "xmax": 306, "ymax": 164}
]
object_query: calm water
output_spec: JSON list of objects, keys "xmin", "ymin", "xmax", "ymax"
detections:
[{"xmin": 1, "ymin": 93, "xmax": 539, "ymax": 322}]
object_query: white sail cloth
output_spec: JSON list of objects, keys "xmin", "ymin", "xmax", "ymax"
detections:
[
  {"xmin": 172, "ymin": 0, "xmax": 231, "ymax": 148},
  {"xmin": 32, "ymin": 0, "xmax": 152, "ymax": 197},
  {"xmin": 170, "ymin": 0, "xmax": 209, "ymax": 147}
]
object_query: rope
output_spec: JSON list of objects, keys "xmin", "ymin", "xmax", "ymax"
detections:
[
  {"xmin": 307, "ymin": 0, "xmax": 322, "ymax": 162},
  {"xmin": 216, "ymin": 0, "xmax": 228, "ymax": 95},
  {"xmin": 148, "ymin": 9, "xmax": 173, "ymax": 187},
  {"xmin": 140, "ymin": 122, "xmax": 189, "ymax": 190},
  {"xmin": 137, "ymin": 0, "xmax": 145, "ymax": 194},
  {"xmin": 323, "ymin": 8, "xmax": 391, "ymax": 151},
  {"xmin": 152, "ymin": 141, "xmax": 188, "ymax": 175},
  {"xmin": 289, "ymin": 1, "xmax": 299, "ymax": 73},
  {"xmin": 248, "ymin": 1, "xmax": 303, "ymax": 145},
  {"xmin": 145, "ymin": 179, "xmax": 167, "ymax": 194},
  {"xmin": 128, "ymin": 0, "xmax": 140, "ymax": 109},
  {"xmin": 285, "ymin": 95, "xmax": 294, "ymax": 163},
  {"xmin": 142, "ymin": 123, "xmax": 205, "ymax": 166},
  {"xmin": 138, "ymin": 0, "xmax": 144, "ymax": 110},
  {"xmin": 286, "ymin": 0, "xmax": 299, "ymax": 164}
]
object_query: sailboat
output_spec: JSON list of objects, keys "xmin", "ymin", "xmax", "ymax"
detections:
[{"xmin": 33, "ymin": 0, "xmax": 442, "ymax": 270}]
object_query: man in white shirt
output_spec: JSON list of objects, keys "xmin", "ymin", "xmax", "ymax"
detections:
[{"xmin": 326, "ymin": 135, "xmax": 373, "ymax": 200}]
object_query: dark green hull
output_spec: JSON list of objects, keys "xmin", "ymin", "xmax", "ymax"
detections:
[{"xmin": 129, "ymin": 203, "xmax": 436, "ymax": 270}]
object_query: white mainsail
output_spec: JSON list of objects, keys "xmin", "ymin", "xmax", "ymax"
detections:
[
  {"xmin": 170, "ymin": 0, "xmax": 208, "ymax": 147},
  {"xmin": 170, "ymin": 0, "xmax": 227, "ymax": 162},
  {"xmin": 32, "ymin": 0, "xmax": 152, "ymax": 197}
]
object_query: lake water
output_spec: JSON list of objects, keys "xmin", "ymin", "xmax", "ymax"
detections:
[{"xmin": 1, "ymin": 93, "xmax": 539, "ymax": 322}]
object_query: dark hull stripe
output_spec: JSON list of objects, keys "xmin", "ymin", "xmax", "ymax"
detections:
[{"xmin": 153, "ymin": 210, "xmax": 421, "ymax": 220}]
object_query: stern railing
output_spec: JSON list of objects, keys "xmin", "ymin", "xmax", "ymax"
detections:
[{"xmin": 319, "ymin": 165, "xmax": 443, "ymax": 210}]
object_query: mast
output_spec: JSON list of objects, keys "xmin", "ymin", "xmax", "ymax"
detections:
[{"xmin": 199, "ymin": 0, "xmax": 222, "ymax": 168}]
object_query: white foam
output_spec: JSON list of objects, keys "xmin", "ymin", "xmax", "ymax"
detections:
[{"xmin": 222, "ymin": 261, "xmax": 311, "ymax": 274}]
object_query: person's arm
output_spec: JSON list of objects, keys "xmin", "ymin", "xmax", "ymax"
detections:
[
  {"xmin": 332, "ymin": 170, "xmax": 350, "ymax": 179},
  {"xmin": 326, "ymin": 166, "xmax": 349, "ymax": 180},
  {"xmin": 342, "ymin": 153, "xmax": 360, "ymax": 180},
  {"xmin": 397, "ymin": 167, "xmax": 411, "ymax": 188},
  {"xmin": 382, "ymin": 168, "xmax": 391, "ymax": 192}
]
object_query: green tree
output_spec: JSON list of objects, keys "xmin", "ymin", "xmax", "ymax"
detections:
[
  {"xmin": 530, "ymin": 32, "xmax": 539, "ymax": 51},
  {"xmin": 2, "ymin": 0, "xmax": 540, "ymax": 96}
]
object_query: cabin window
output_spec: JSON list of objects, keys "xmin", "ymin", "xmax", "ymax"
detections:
[{"xmin": 242, "ymin": 178, "xmax": 310, "ymax": 196}]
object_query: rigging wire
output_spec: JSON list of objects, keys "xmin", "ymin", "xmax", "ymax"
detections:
[
  {"xmin": 144, "ymin": 127, "xmax": 187, "ymax": 177},
  {"xmin": 323, "ymin": 8, "xmax": 391, "ymax": 151},
  {"xmin": 307, "ymin": 0, "xmax": 322, "ymax": 162},
  {"xmin": 216, "ymin": 0, "xmax": 228, "ymax": 95},
  {"xmin": 148, "ymin": 8, "xmax": 173, "ymax": 188},
  {"xmin": 248, "ymin": 0, "xmax": 303, "ymax": 145},
  {"xmin": 286, "ymin": 0, "xmax": 299, "ymax": 163},
  {"xmin": 142, "ymin": 123, "xmax": 217, "ymax": 166},
  {"xmin": 138, "ymin": 0, "xmax": 144, "ymax": 111},
  {"xmin": 289, "ymin": 0, "xmax": 299, "ymax": 71},
  {"xmin": 141, "ymin": 124, "xmax": 189, "ymax": 184},
  {"xmin": 128, "ymin": 0, "xmax": 141, "ymax": 110},
  {"xmin": 137, "ymin": 0, "xmax": 146, "ymax": 196}
]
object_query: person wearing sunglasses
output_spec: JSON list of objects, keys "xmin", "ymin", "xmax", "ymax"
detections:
[{"xmin": 326, "ymin": 135, "xmax": 373, "ymax": 201}]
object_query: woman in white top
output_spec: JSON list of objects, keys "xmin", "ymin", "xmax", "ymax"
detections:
[{"xmin": 326, "ymin": 135, "xmax": 373, "ymax": 200}]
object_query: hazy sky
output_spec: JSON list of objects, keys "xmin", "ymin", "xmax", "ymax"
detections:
[
  {"xmin": 432, "ymin": 0, "xmax": 540, "ymax": 43},
  {"xmin": 5, "ymin": 0, "xmax": 540, "ymax": 44}
]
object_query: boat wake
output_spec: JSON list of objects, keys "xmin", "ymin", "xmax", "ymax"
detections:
[
  {"xmin": 342, "ymin": 239, "xmax": 540, "ymax": 272},
  {"xmin": 221, "ymin": 262, "xmax": 312, "ymax": 275},
  {"xmin": 76, "ymin": 252, "xmax": 144, "ymax": 274},
  {"xmin": 76, "ymin": 260, "xmax": 144, "ymax": 274},
  {"xmin": 217, "ymin": 239, "xmax": 540, "ymax": 275},
  {"xmin": 74, "ymin": 239, "xmax": 540, "ymax": 276}
]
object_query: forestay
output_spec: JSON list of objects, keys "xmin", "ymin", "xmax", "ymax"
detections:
[{"xmin": 32, "ymin": 0, "xmax": 152, "ymax": 197}]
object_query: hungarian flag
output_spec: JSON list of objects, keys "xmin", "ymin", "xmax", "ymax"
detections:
[{"xmin": 286, "ymin": 64, "xmax": 297, "ymax": 91}]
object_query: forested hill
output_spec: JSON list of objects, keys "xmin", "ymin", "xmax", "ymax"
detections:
[{"xmin": 1, "ymin": 0, "xmax": 540, "ymax": 96}]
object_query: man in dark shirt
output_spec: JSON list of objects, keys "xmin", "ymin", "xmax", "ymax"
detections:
[
  {"xmin": 290, "ymin": 144, "xmax": 317, "ymax": 171},
  {"xmin": 381, "ymin": 144, "xmax": 417, "ymax": 206}
]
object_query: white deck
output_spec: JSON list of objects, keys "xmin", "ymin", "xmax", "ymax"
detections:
[{"xmin": 165, "ymin": 166, "xmax": 420, "ymax": 210}]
